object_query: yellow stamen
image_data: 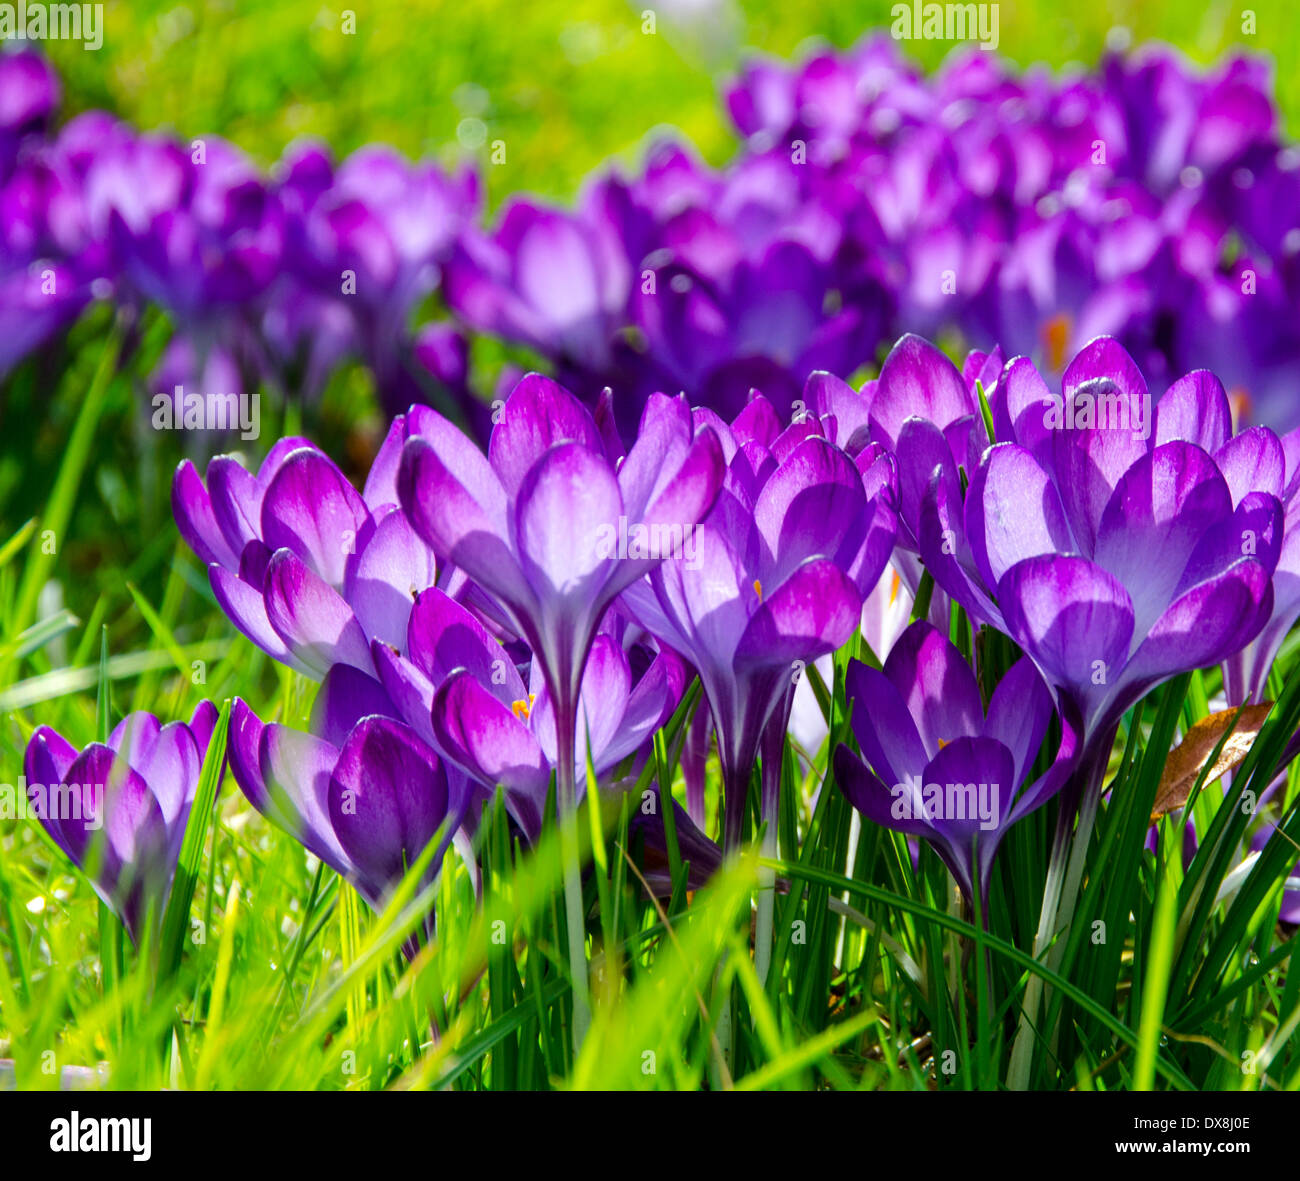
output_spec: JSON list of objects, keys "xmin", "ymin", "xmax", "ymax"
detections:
[
  {"xmin": 511, "ymin": 693, "xmax": 537, "ymax": 722},
  {"xmin": 1042, "ymin": 313, "xmax": 1070, "ymax": 373},
  {"xmin": 888, "ymin": 569, "xmax": 900, "ymax": 607},
  {"xmin": 753, "ymin": 579, "xmax": 763, "ymax": 602},
  {"xmin": 937, "ymin": 737, "xmax": 949, "ymax": 750},
  {"xmin": 1229, "ymin": 386, "xmax": 1253, "ymax": 431}
]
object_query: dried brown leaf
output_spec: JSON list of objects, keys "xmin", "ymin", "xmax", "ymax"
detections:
[{"xmin": 1150, "ymin": 703, "xmax": 1273, "ymax": 822}]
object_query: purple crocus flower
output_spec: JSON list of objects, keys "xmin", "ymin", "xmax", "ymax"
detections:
[
  {"xmin": 22, "ymin": 702, "xmax": 220, "ymax": 940},
  {"xmin": 834, "ymin": 622, "xmax": 1079, "ymax": 907},
  {"xmin": 370, "ymin": 587, "xmax": 685, "ymax": 839},
  {"xmin": 0, "ymin": 49, "xmax": 59, "ymax": 180},
  {"xmin": 916, "ymin": 339, "xmax": 1282, "ymax": 757},
  {"xmin": 443, "ymin": 189, "xmax": 630, "ymax": 384},
  {"xmin": 172, "ymin": 421, "xmax": 439, "ymax": 680},
  {"xmin": 282, "ymin": 142, "xmax": 478, "ymax": 417},
  {"xmin": 622, "ymin": 392, "xmax": 897, "ymax": 848},
  {"xmin": 805, "ymin": 334, "xmax": 1000, "ymax": 627},
  {"xmin": 83, "ymin": 129, "xmax": 285, "ymax": 420},
  {"xmin": 227, "ymin": 700, "xmax": 466, "ymax": 920},
  {"xmin": 397, "ymin": 373, "xmax": 724, "ymax": 824}
]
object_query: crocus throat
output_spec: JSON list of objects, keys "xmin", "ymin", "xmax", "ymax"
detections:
[{"xmin": 1043, "ymin": 313, "xmax": 1071, "ymax": 372}]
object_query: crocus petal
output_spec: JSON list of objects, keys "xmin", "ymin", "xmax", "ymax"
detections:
[
  {"xmin": 431, "ymin": 671, "xmax": 549, "ymax": 838},
  {"xmin": 917, "ymin": 737, "xmax": 1015, "ymax": 849},
  {"xmin": 259, "ymin": 722, "xmax": 351, "ymax": 874},
  {"xmin": 261, "ymin": 448, "xmax": 369, "ymax": 588},
  {"xmin": 843, "ymin": 658, "xmax": 928, "ymax": 790},
  {"xmin": 967, "ymin": 442, "xmax": 1074, "ymax": 589},
  {"xmin": 1155, "ymin": 370, "xmax": 1232, "ymax": 452},
  {"xmin": 209, "ymin": 564, "xmax": 307, "ymax": 673},
  {"xmin": 997, "ymin": 355, "xmax": 1054, "ymax": 461},
  {"xmin": 371, "ymin": 643, "xmax": 440, "ymax": 748},
  {"xmin": 998, "ymin": 555, "xmax": 1135, "ymax": 716},
  {"xmin": 264, "ymin": 549, "xmax": 374, "ymax": 677},
  {"xmin": 399, "ymin": 434, "xmax": 532, "ymax": 612},
  {"xmin": 983, "ymin": 656, "xmax": 1052, "ymax": 788},
  {"xmin": 599, "ymin": 647, "xmax": 687, "ymax": 768},
  {"xmin": 1092, "ymin": 442, "xmax": 1234, "ymax": 640},
  {"xmin": 601, "ymin": 427, "xmax": 726, "ymax": 601},
  {"xmin": 513, "ymin": 441, "xmax": 623, "ymax": 605},
  {"xmin": 344, "ymin": 507, "xmax": 436, "ymax": 650},
  {"xmin": 227, "ymin": 699, "xmax": 269, "ymax": 814},
  {"xmin": 1126, "ymin": 561, "xmax": 1274, "ymax": 690},
  {"xmin": 407, "ymin": 586, "xmax": 525, "ymax": 704},
  {"xmin": 1213, "ymin": 427, "xmax": 1286, "ymax": 507},
  {"xmin": 205, "ymin": 456, "xmax": 265, "ymax": 564},
  {"xmin": 616, "ymin": 392, "xmax": 694, "ymax": 522},
  {"xmin": 754, "ymin": 435, "xmax": 866, "ymax": 581},
  {"xmin": 533, "ymin": 634, "xmax": 631, "ymax": 771},
  {"xmin": 23, "ymin": 726, "xmax": 79, "ymax": 856},
  {"xmin": 66, "ymin": 744, "xmax": 161, "ymax": 871},
  {"xmin": 881, "ymin": 620, "xmax": 984, "ymax": 758},
  {"xmin": 488, "ymin": 372, "xmax": 603, "ymax": 496},
  {"xmin": 310, "ymin": 665, "xmax": 398, "ymax": 748},
  {"xmin": 172, "ymin": 459, "xmax": 238, "ymax": 570},
  {"xmin": 735, "ymin": 558, "xmax": 860, "ymax": 670},
  {"xmin": 328, "ymin": 717, "xmax": 453, "ymax": 902},
  {"xmin": 871, "ymin": 333, "xmax": 972, "ymax": 450},
  {"xmin": 834, "ymin": 745, "xmax": 932, "ymax": 838},
  {"xmin": 188, "ymin": 700, "xmax": 219, "ymax": 755},
  {"xmin": 894, "ymin": 416, "xmax": 961, "ymax": 547}
]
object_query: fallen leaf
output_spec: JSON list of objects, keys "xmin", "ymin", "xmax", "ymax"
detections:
[{"xmin": 1151, "ymin": 704, "xmax": 1273, "ymax": 822}]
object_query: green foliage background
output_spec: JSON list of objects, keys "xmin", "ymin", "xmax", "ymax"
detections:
[{"xmin": 42, "ymin": 0, "xmax": 1300, "ymax": 208}]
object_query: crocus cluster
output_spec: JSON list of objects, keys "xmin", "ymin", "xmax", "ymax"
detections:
[
  {"xmin": 0, "ymin": 49, "xmax": 478, "ymax": 422},
  {"xmin": 722, "ymin": 36, "xmax": 1300, "ymax": 427},
  {"xmin": 22, "ymin": 703, "xmax": 219, "ymax": 940},
  {"xmin": 22, "ymin": 327, "xmax": 1300, "ymax": 938},
  {"xmin": 5, "ymin": 38, "xmax": 1300, "ymax": 439}
]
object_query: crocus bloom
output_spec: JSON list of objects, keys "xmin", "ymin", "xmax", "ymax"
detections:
[
  {"xmin": 22, "ymin": 702, "xmax": 220, "ymax": 940},
  {"xmin": 805, "ymin": 336, "xmax": 1001, "ymax": 624},
  {"xmin": 1223, "ymin": 424, "xmax": 1300, "ymax": 704},
  {"xmin": 370, "ymin": 587, "xmax": 685, "ymax": 839},
  {"xmin": 398, "ymin": 373, "xmax": 724, "ymax": 818},
  {"xmin": 281, "ymin": 142, "xmax": 478, "ymax": 416},
  {"xmin": 0, "ymin": 49, "xmax": 60, "ymax": 180},
  {"xmin": 926, "ymin": 339, "xmax": 1282, "ymax": 753},
  {"xmin": 834, "ymin": 622, "xmax": 1079, "ymax": 907},
  {"xmin": 622, "ymin": 392, "xmax": 897, "ymax": 848},
  {"xmin": 227, "ymin": 700, "xmax": 466, "ymax": 919},
  {"xmin": 443, "ymin": 190, "xmax": 631, "ymax": 383},
  {"xmin": 172, "ymin": 422, "xmax": 438, "ymax": 679}
]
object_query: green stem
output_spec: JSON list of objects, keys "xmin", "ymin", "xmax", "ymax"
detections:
[
  {"xmin": 554, "ymin": 685, "xmax": 590, "ymax": 1057},
  {"xmin": 1006, "ymin": 738, "xmax": 1110, "ymax": 1089}
]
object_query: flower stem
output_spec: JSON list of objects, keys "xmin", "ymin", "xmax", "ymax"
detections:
[
  {"xmin": 1006, "ymin": 736, "xmax": 1110, "ymax": 1089},
  {"xmin": 554, "ymin": 696, "xmax": 590, "ymax": 1057},
  {"xmin": 754, "ymin": 710, "xmax": 787, "ymax": 987}
]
